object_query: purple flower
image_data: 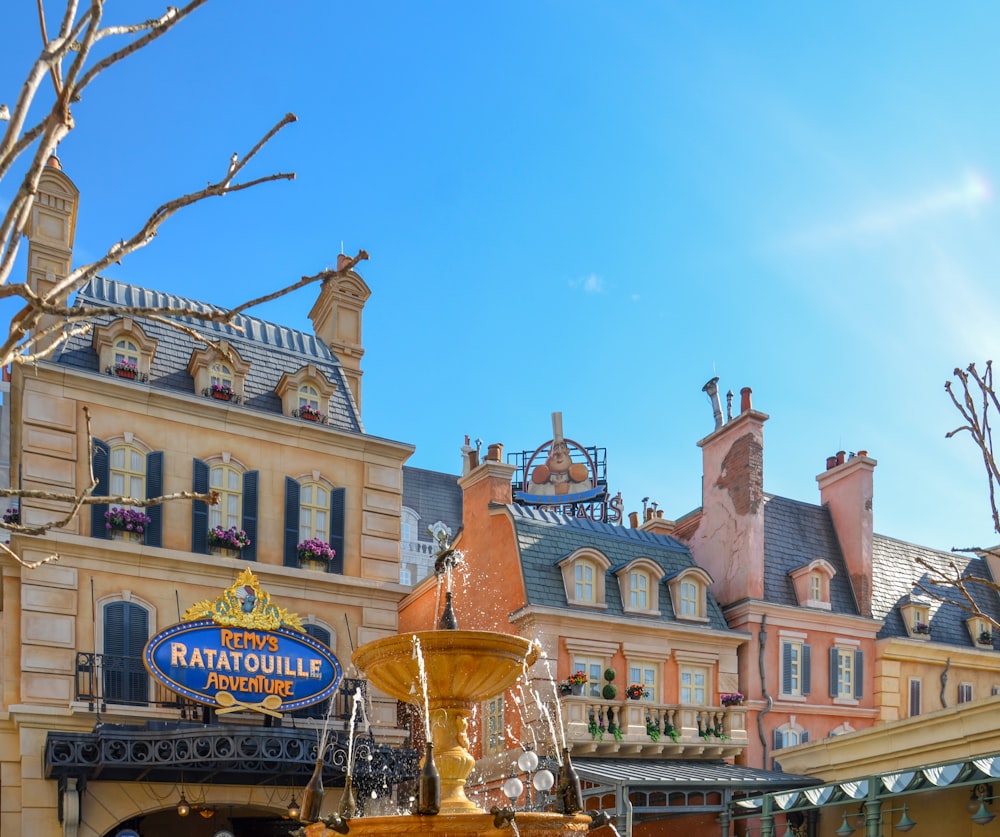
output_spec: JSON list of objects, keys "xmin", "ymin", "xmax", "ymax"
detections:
[{"xmin": 105, "ymin": 506, "xmax": 152, "ymax": 532}]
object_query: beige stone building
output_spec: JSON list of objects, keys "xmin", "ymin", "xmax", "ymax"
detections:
[{"xmin": 1, "ymin": 160, "xmax": 417, "ymax": 837}]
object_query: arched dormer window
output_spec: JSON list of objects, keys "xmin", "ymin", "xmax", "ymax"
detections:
[
  {"xmin": 276, "ymin": 365, "xmax": 336, "ymax": 424},
  {"xmin": 788, "ymin": 558, "xmax": 836, "ymax": 610},
  {"xmin": 615, "ymin": 558, "xmax": 665, "ymax": 615},
  {"xmin": 901, "ymin": 599, "xmax": 932, "ymax": 640},
  {"xmin": 667, "ymin": 567, "xmax": 713, "ymax": 622},
  {"xmin": 558, "ymin": 548, "xmax": 611, "ymax": 609},
  {"xmin": 93, "ymin": 318, "xmax": 158, "ymax": 382},
  {"xmin": 187, "ymin": 342, "xmax": 250, "ymax": 403}
]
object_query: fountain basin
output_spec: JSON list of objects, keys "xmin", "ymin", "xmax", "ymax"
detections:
[{"xmin": 353, "ymin": 630, "xmax": 539, "ymax": 708}]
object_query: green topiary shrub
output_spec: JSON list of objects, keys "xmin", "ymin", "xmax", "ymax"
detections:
[
  {"xmin": 604, "ymin": 668, "xmax": 616, "ymax": 682},
  {"xmin": 602, "ymin": 683, "xmax": 618, "ymax": 700}
]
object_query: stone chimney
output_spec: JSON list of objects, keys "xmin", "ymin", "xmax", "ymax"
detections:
[
  {"xmin": 308, "ymin": 260, "xmax": 370, "ymax": 413},
  {"xmin": 457, "ymin": 455, "xmax": 515, "ymax": 543},
  {"xmin": 25, "ymin": 156, "xmax": 79, "ymax": 356},
  {"xmin": 686, "ymin": 386, "xmax": 768, "ymax": 605},
  {"xmin": 817, "ymin": 451, "xmax": 876, "ymax": 618}
]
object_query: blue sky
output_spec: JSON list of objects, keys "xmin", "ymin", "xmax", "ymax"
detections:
[{"xmin": 4, "ymin": 2, "xmax": 1000, "ymax": 552}]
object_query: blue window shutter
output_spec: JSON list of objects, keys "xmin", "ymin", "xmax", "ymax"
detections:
[
  {"xmin": 145, "ymin": 451, "xmax": 164, "ymax": 547},
  {"xmin": 329, "ymin": 487, "xmax": 345, "ymax": 574},
  {"xmin": 802, "ymin": 644, "xmax": 812, "ymax": 696},
  {"xmin": 773, "ymin": 728, "xmax": 784, "ymax": 751},
  {"xmin": 854, "ymin": 650, "xmax": 864, "ymax": 699},
  {"xmin": 304, "ymin": 624, "xmax": 331, "ymax": 646},
  {"xmin": 801, "ymin": 729, "xmax": 809, "ymax": 743},
  {"xmin": 829, "ymin": 647, "xmax": 839, "ymax": 698},
  {"xmin": 91, "ymin": 438, "xmax": 111, "ymax": 539},
  {"xmin": 191, "ymin": 458, "xmax": 209, "ymax": 554},
  {"xmin": 781, "ymin": 642, "xmax": 792, "ymax": 694},
  {"xmin": 103, "ymin": 601, "xmax": 149, "ymax": 704},
  {"xmin": 242, "ymin": 470, "xmax": 259, "ymax": 562},
  {"xmin": 284, "ymin": 477, "xmax": 301, "ymax": 567}
]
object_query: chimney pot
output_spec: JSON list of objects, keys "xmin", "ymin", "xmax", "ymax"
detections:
[
  {"xmin": 628, "ymin": 511, "xmax": 639, "ymax": 529},
  {"xmin": 826, "ymin": 455, "xmax": 838, "ymax": 471},
  {"xmin": 740, "ymin": 387, "xmax": 753, "ymax": 413},
  {"xmin": 836, "ymin": 450, "xmax": 846, "ymax": 466},
  {"xmin": 468, "ymin": 449, "xmax": 479, "ymax": 469},
  {"xmin": 858, "ymin": 449, "xmax": 868, "ymax": 457},
  {"xmin": 486, "ymin": 443, "xmax": 503, "ymax": 462}
]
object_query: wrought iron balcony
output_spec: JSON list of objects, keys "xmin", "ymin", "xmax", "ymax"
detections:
[{"xmin": 560, "ymin": 696, "xmax": 748, "ymax": 758}]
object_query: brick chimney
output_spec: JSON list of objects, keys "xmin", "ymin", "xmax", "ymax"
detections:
[
  {"xmin": 457, "ymin": 456, "xmax": 515, "ymax": 548},
  {"xmin": 308, "ymin": 262, "xmax": 370, "ymax": 413},
  {"xmin": 25, "ymin": 156, "xmax": 79, "ymax": 356},
  {"xmin": 686, "ymin": 386, "xmax": 769, "ymax": 605},
  {"xmin": 817, "ymin": 451, "xmax": 876, "ymax": 618}
]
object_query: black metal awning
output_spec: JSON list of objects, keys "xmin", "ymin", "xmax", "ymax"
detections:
[
  {"xmin": 573, "ymin": 758, "xmax": 819, "ymax": 793},
  {"xmin": 45, "ymin": 721, "xmax": 418, "ymax": 790}
]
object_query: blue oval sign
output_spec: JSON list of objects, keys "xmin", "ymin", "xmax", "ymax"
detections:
[{"xmin": 144, "ymin": 620, "xmax": 342, "ymax": 711}]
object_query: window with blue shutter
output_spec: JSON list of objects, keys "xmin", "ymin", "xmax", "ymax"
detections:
[
  {"xmin": 91, "ymin": 439, "xmax": 111, "ymax": 539},
  {"xmin": 329, "ymin": 487, "xmax": 345, "ymax": 574},
  {"xmin": 103, "ymin": 601, "xmax": 149, "ymax": 704},
  {"xmin": 284, "ymin": 477, "xmax": 301, "ymax": 567},
  {"xmin": 192, "ymin": 458, "xmax": 209, "ymax": 553},
  {"xmin": 145, "ymin": 451, "xmax": 164, "ymax": 547},
  {"xmin": 242, "ymin": 470, "xmax": 259, "ymax": 561}
]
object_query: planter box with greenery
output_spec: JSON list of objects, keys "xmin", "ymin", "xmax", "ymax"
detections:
[{"xmin": 207, "ymin": 525, "xmax": 251, "ymax": 555}]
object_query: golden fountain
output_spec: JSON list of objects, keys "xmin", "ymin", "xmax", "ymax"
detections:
[
  {"xmin": 297, "ymin": 536, "xmax": 592, "ymax": 837},
  {"xmin": 299, "ymin": 627, "xmax": 590, "ymax": 836}
]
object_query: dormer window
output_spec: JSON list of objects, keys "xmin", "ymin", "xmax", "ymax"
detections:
[
  {"xmin": 667, "ymin": 567, "xmax": 713, "ymax": 622},
  {"xmin": 616, "ymin": 558, "xmax": 665, "ymax": 615},
  {"xmin": 967, "ymin": 616, "xmax": 994, "ymax": 647},
  {"xmin": 901, "ymin": 601, "xmax": 932, "ymax": 640},
  {"xmin": 93, "ymin": 318, "xmax": 158, "ymax": 382},
  {"xmin": 188, "ymin": 341, "xmax": 250, "ymax": 403},
  {"xmin": 789, "ymin": 559, "xmax": 835, "ymax": 610},
  {"xmin": 276, "ymin": 365, "xmax": 336, "ymax": 424},
  {"xmin": 557, "ymin": 548, "xmax": 611, "ymax": 609}
]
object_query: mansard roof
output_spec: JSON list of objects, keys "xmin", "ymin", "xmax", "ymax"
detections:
[
  {"xmin": 503, "ymin": 503, "xmax": 731, "ymax": 630},
  {"xmin": 56, "ymin": 276, "xmax": 362, "ymax": 433},
  {"xmin": 762, "ymin": 494, "xmax": 859, "ymax": 614},
  {"xmin": 872, "ymin": 534, "xmax": 1000, "ymax": 645},
  {"xmin": 402, "ymin": 466, "xmax": 463, "ymax": 536}
]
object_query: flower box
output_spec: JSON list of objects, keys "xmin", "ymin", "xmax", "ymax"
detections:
[
  {"xmin": 207, "ymin": 525, "xmax": 251, "ymax": 552},
  {"xmin": 720, "ymin": 692, "xmax": 745, "ymax": 707},
  {"xmin": 2, "ymin": 507, "xmax": 19, "ymax": 525},
  {"xmin": 625, "ymin": 683, "xmax": 647, "ymax": 700},
  {"xmin": 105, "ymin": 506, "xmax": 151, "ymax": 540},
  {"xmin": 297, "ymin": 538, "xmax": 336, "ymax": 571},
  {"xmin": 114, "ymin": 360, "xmax": 138, "ymax": 379}
]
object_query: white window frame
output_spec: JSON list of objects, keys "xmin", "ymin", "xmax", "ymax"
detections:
[{"xmin": 210, "ymin": 462, "xmax": 243, "ymax": 529}]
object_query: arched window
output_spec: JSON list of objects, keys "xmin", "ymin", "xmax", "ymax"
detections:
[
  {"xmin": 575, "ymin": 560, "xmax": 596, "ymax": 602},
  {"xmin": 680, "ymin": 579, "xmax": 700, "ymax": 617},
  {"xmin": 192, "ymin": 456, "xmax": 258, "ymax": 559},
  {"xmin": 103, "ymin": 600, "xmax": 149, "ymax": 705},
  {"xmin": 298, "ymin": 384, "xmax": 319, "ymax": 412},
  {"xmin": 283, "ymin": 476, "xmax": 344, "ymax": 573},
  {"xmin": 300, "ymin": 482, "xmax": 330, "ymax": 542},
  {"xmin": 111, "ymin": 443, "xmax": 146, "ymax": 506},
  {"xmin": 630, "ymin": 571, "xmax": 649, "ymax": 609},
  {"xmin": 210, "ymin": 463, "xmax": 243, "ymax": 530},
  {"xmin": 210, "ymin": 362, "xmax": 233, "ymax": 389},
  {"xmin": 114, "ymin": 338, "xmax": 139, "ymax": 367}
]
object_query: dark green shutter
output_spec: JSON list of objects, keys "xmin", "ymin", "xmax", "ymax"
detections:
[
  {"xmin": 829, "ymin": 647, "xmax": 839, "ymax": 698},
  {"xmin": 854, "ymin": 650, "xmax": 864, "ymax": 699},
  {"xmin": 242, "ymin": 470, "xmax": 258, "ymax": 561},
  {"xmin": 192, "ymin": 458, "xmax": 209, "ymax": 554},
  {"xmin": 802, "ymin": 644, "xmax": 812, "ymax": 696},
  {"xmin": 103, "ymin": 601, "xmax": 149, "ymax": 704},
  {"xmin": 781, "ymin": 642, "xmax": 792, "ymax": 694},
  {"xmin": 145, "ymin": 451, "xmax": 163, "ymax": 547},
  {"xmin": 284, "ymin": 478, "xmax": 301, "ymax": 567},
  {"xmin": 328, "ymin": 487, "xmax": 345, "ymax": 574},
  {"xmin": 91, "ymin": 438, "xmax": 110, "ymax": 539}
]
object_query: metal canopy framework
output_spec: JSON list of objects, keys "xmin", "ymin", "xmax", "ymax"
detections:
[
  {"xmin": 728, "ymin": 752, "xmax": 1000, "ymax": 837},
  {"xmin": 572, "ymin": 758, "xmax": 819, "ymax": 835}
]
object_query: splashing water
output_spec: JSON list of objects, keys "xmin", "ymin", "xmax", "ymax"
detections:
[
  {"xmin": 515, "ymin": 684, "xmax": 539, "ymax": 750},
  {"xmin": 344, "ymin": 687, "xmax": 362, "ymax": 778},
  {"xmin": 532, "ymin": 688, "xmax": 561, "ymax": 767},
  {"xmin": 411, "ymin": 635, "xmax": 432, "ymax": 741},
  {"xmin": 537, "ymin": 650, "xmax": 568, "ymax": 752}
]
